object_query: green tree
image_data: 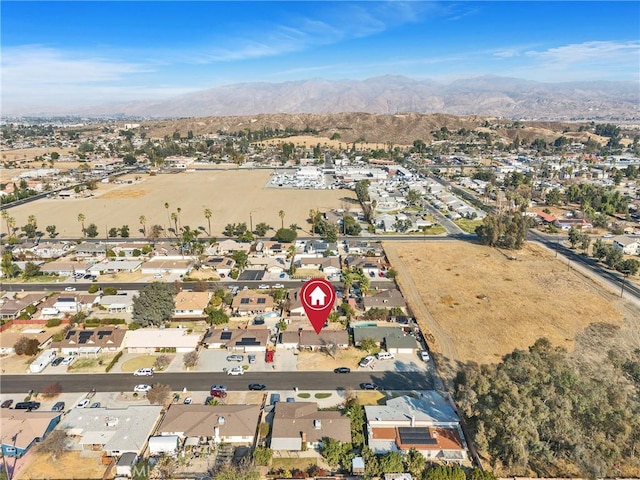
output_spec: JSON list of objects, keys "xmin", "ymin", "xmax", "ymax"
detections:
[
  {"xmin": 77, "ymin": 213, "xmax": 86, "ymax": 237},
  {"xmin": 404, "ymin": 448, "xmax": 426, "ymax": 478},
  {"xmin": 1, "ymin": 250, "xmax": 19, "ymax": 278},
  {"xmin": 378, "ymin": 451, "xmax": 404, "ymax": 474},
  {"xmin": 45, "ymin": 225, "xmax": 58, "ymax": 238},
  {"xmin": 108, "ymin": 227, "xmax": 119, "ymax": 237},
  {"xmin": 253, "ymin": 446, "xmax": 272, "ymax": 466},
  {"xmin": 545, "ymin": 188, "xmax": 563, "ymax": 206},
  {"xmin": 203, "ymin": 207, "xmax": 213, "ymax": 236},
  {"xmin": 343, "ymin": 215, "xmax": 362, "ymax": 236},
  {"xmin": 406, "ymin": 189, "xmax": 422, "ymax": 206},
  {"xmin": 467, "ymin": 468, "xmax": 498, "ymax": 480},
  {"xmin": 231, "ymin": 250, "xmax": 249, "ymax": 271},
  {"xmin": 132, "ymin": 283, "xmax": 177, "ymax": 326},
  {"xmin": 320, "ymin": 437, "xmax": 352, "ymax": 469},
  {"xmin": 254, "ymin": 222, "xmax": 271, "ymax": 236},
  {"xmin": 423, "ymin": 465, "xmax": 467, "ymax": 480},
  {"xmin": 22, "ymin": 261, "xmax": 41, "ymax": 278},
  {"xmin": 120, "ymin": 225, "xmax": 130, "ymax": 238},
  {"xmin": 85, "ymin": 223, "xmax": 99, "ymax": 238},
  {"xmin": 278, "ymin": 210, "xmax": 285, "ymax": 229},
  {"xmin": 206, "ymin": 308, "xmax": 229, "ymax": 325},
  {"xmin": 359, "ymin": 337, "xmax": 378, "ymax": 353},
  {"xmin": 138, "ymin": 215, "xmax": 146, "ymax": 236},
  {"xmin": 274, "ymin": 227, "xmax": 297, "ymax": 243}
]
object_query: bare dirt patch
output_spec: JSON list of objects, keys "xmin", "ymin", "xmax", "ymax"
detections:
[
  {"xmin": 297, "ymin": 347, "xmax": 365, "ymax": 371},
  {"xmin": 384, "ymin": 241, "xmax": 628, "ymax": 376},
  {"xmin": 8, "ymin": 169, "xmax": 356, "ymax": 237},
  {"xmin": 16, "ymin": 450, "xmax": 106, "ymax": 480}
]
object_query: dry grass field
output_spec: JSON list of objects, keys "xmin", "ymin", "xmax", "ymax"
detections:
[
  {"xmin": 384, "ymin": 241, "xmax": 638, "ymax": 378},
  {"xmin": 6, "ymin": 169, "xmax": 356, "ymax": 237}
]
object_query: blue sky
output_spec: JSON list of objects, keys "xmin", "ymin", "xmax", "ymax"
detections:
[{"xmin": 2, "ymin": 1, "xmax": 639, "ymax": 113}]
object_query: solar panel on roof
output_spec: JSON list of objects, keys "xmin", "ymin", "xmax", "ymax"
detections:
[
  {"xmin": 97, "ymin": 330, "xmax": 112, "ymax": 338},
  {"xmin": 240, "ymin": 298, "xmax": 250, "ymax": 304},
  {"xmin": 257, "ymin": 298, "xmax": 266, "ymax": 304},
  {"xmin": 220, "ymin": 332, "xmax": 232, "ymax": 340},
  {"xmin": 65, "ymin": 330, "xmax": 77, "ymax": 340},
  {"xmin": 78, "ymin": 332, "xmax": 93, "ymax": 344},
  {"xmin": 397, "ymin": 427, "xmax": 437, "ymax": 446}
]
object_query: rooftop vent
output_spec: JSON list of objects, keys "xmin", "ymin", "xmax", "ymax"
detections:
[
  {"xmin": 313, "ymin": 420, "xmax": 322, "ymax": 430},
  {"xmin": 218, "ymin": 416, "xmax": 226, "ymax": 425}
]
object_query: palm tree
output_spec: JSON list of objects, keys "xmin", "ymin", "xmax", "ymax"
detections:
[
  {"xmin": 1, "ymin": 210, "xmax": 9, "ymax": 236},
  {"xmin": 139, "ymin": 215, "xmax": 147, "ymax": 237},
  {"xmin": 27, "ymin": 214, "xmax": 37, "ymax": 228},
  {"xmin": 170, "ymin": 212, "xmax": 178, "ymax": 236},
  {"xmin": 176, "ymin": 207, "xmax": 182, "ymax": 231},
  {"xmin": 77, "ymin": 213, "xmax": 86, "ymax": 237},
  {"xmin": 203, "ymin": 207, "xmax": 212, "ymax": 236},
  {"xmin": 279, "ymin": 210, "xmax": 285, "ymax": 230},
  {"xmin": 164, "ymin": 202, "xmax": 170, "ymax": 231},
  {"xmin": 6, "ymin": 216, "xmax": 16, "ymax": 239}
]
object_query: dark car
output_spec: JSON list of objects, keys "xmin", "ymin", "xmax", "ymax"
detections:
[
  {"xmin": 1, "ymin": 399, "xmax": 13, "ymax": 408},
  {"xmin": 51, "ymin": 357, "xmax": 65, "ymax": 367},
  {"xmin": 15, "ymin": 401, "xmax": 41, "ymax": 410},
  {"xmin": 248, "ymin": 383, "xmax": 266, "ymax": 391},
  {"xmin": 360, "ymin": 382, "xmax": 379, "ymax": 390},
  {"xmin": 52, "ymin": 401, "xmax": 65, "ymax": 411},
  {"xmin": 334, "ymin": 367, "xmax": 351, "ymax": 374}
]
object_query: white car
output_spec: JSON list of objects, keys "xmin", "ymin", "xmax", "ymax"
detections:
[
  {"xmin": 64, "ymin": 286, "xmax": 76, "ymax": 291},
  {"xmin": 133, "ymin": 368, "xmax": 154, "ymax": 376},
  {"xmin": 359, "ymin": 356, "xmax": 375, "ymax": 368},
  {"xmin": 273, "ymin": 283, "xmax": 284, "ymax": 289},
  {"xmin": 258, "ymin": 284, "xmax": 269, "ymax": 289},
  {"xmin": 60, "ymin": 356, "xmax": 75, "ymax": 366},
  {"xmin": 153, "ymin": 273, "xmax": 163, "ymax": 278},
  {"xmin": 76, "ymin": 399, "xmax": 90, "ymax": 408},
  {"xmin": 226, "ymin": 366, "xmax": 244, "ymax": 376},
  {"xmin": 420, "ymin": 350, "xmax": 430, "ymax": 362},
  {"xmin": 134, "ymin": 384, "xmax": 152, "ymax": 393}
]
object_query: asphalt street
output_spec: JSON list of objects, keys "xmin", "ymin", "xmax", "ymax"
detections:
[{"xmin": 0, "ymin": 371, "xmax": 435, "ymax": 394}]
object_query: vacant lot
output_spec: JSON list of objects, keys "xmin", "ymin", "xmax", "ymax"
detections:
[
  {"xmin": 384, "ymin": 241, "xmax": 633, "ymax": 376},
  {"xmin": 7, "ymin": 169, "xmax": 356, "ymax": 237}
]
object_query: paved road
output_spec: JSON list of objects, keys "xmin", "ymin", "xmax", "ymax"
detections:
[{"xmin": 0, "ymin": 371, "xmax": 435, "ymax": 394}]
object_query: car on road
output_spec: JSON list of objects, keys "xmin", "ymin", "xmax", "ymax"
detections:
[
  {"xmin": 76, "ymin": 399, "xmax": 91, "ymax": 408},
  {"xmin": 60, "ymin": 356, "xmax": 75, "ymax": 367},
  {"xmin": 134, "ymin": 384, "xmax": 152, "ymax": 393},
  {"xmin": 52, "ymin": 401, "xmax": 65, "ymax": 411},
  {"xmin": 153, "ymin": 273, "xmax": 163, "ymax": 278},
  {"xmin": 420, "ymin": 350, "xmax": 430, "ymax": 362},
  {"xmin": 226, "ymin": 366, "xmax": 244, "ymax": 376},
  {"xmin": 258, "ymin": 284, "xmax": 269, "ymax": 289},
  {"xmin": 273, "ymin": 283, "xmax": 284, "ymax": 289},
  {"xmin": 183, "ymin": 397, "xmax": 192, "ymax": 405},
  {"xmin": 133, "ymin": 368, "xmax": 154, "ymax": 376},
  {"xmin": 602, "ymin": 233, "xmax": 614, "ymax": 238},
  {"xmin": 51, "ymin": 357, "xmax": 65, "ymax": 367},
  {"xmin": 360, "ymin": 382, "xmax": 379, "ymax": 390},
  {"xmin": 90, "ymin": 402, "xmax": 101, "ymax": 408},
  {"xmin": 334, "ymin": 367, "xmax": 351, "ymax": 374},
  {"xmin": 248, "ymin": 354, "xmax": 256, "ymax": 364},
  {"xmin": 210, "ymin": 384, "xmax": 228, "ymax": 392},
  {"xmin": 1, "ymin": 399, "xmax": 13, "ymax": 408},
  {"xmin": 248, "ymin": 383, "xmax": 266, "ymax": 391},
  {"xmin": 15, "ymin": 401, "xmax": 41, "ymax": 410},
  {"xmin": 64, "ymin": 286, "xmax": 76, "ymax": 291},
  {"xmin": 226, "ymin": 354, "xmax": 244, "ymax": 362}
]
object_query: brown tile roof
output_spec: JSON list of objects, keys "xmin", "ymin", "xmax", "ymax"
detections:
[
  {"xmin": 203, "ymin": 328, "xmax": 269, "ymax": 348},
  {"xmin": 371, "ymin": 426, "xmax": 464, "ymax": 451},
  {"xmin": 157, "ymin": 404, "xmax": 260, "ymax": 439},
  {"xmin": 231, "ymin": 291, "xmax": 274, "ymax": 312},
  {"xmin": 51, "ymin": 326, "xmax": 126, "ymax": 349},
  {"xmin": 280, "ymin": 330, "xmax": 349, "ymax": 347},
  {"xmin": 271, "ymin": 402, "xmax": 351, "ymax": 444}
]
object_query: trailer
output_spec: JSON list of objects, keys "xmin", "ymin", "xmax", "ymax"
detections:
[{"xmin": 29, "ymin": 349, "xmax": 57, "ymax": 373}]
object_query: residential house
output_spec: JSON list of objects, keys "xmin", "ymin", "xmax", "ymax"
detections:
[
  {"xmin": 279, "ymin": 330, "xmax": 349, "ymax": 351},
  {"xmin": 345, "ymin": 256, "xmax": 385, "ymax": 273},
  {"xmin": 0, "ymin": 293, "xmax": 47, "ymax": 320},
  {"xmin": 1, "ymin": 410, "xmax": 62, "ymax": 458},
  {"xmin": 123, "ymin": 328, "xmax": 201, "ymax": 353},
  {"xmin": 173, "ymin": 291, "xmax": 211, "ymax": 317},
  {"xmin": 259, "ymin": 241, "xmax": 286, "ymax": 256},
  {"xmin": 353, "ymin": 326, "xmax": 410, "ymax": 348},
  {"xmin": 57, "ymin": 405, "xmax": 163, "ymax": 457},
  {"xmin": 39, "ymin": 260, "xmax": 92, "ymax": 276},
  {"xmin": 202, "ymin": 328, "xmax": 269, "ymax": 352},
  {"xmin": 40, "ymin": 293, "xmax": 99, "ymax": 316},
  {"xmin": 99, "ymin": 291, "xmax": 138, "ymax": 313},
  {"xmin": 52, "ymin": 326, "xmax": 126, "ymax": 355},
  {"xmin": 0, "ymin": 327, "xmax": 53, "ymax": 355},
  {"xmin": 88, "ymin": 259, "xmax": 142, "ymax": 275},
  {"xmin": 155, "ymin": 404, "xmax": 261, "ymax": 445},
  {"xmin": 271, "ymin": 402, "xmax": 351, "ymax": 451},
  {"xmin": 31, "ymin": 242, "xmax": 71, "ymax": 259},
  {"xmin": 140, "ymin": 258, "xmax": 193, "ymax": 276},
  {"xmin": 362, "ymin": 289, "xmax": 407, "ymax": 313},
  {"xmin": 248, "ymin": 257, "xmax": 286, "ymax": 274},
  {"xmin": 112, "ymin": 243, "xmax": 149, "ymax": 257},
  {"xmin": 553, "ymin": 218, "xmax": 593, "ymax": 230},
  {"xmin": 612, "ymin": 235, "xmax": 640, "ymax": 255},
  {"xmin": 286, "ymin": 294, "xmax": 307, "ymax": 317},
  {"xmin": 304, "ymin": 240, "xmax": 338, "ymax": 255},
  {"xmin": 211, "ymin": 239, "xmax": 252, "ymax": 255},
  {"xmin": 345, "ymin": 241, "xmax": 384, "ymax": 256},
  {"xmin": 231, "ymin": 291, "xmax": 274, "ymax": 316},
  {"xmin": 73, "ymin": 242, "xmax": 107, "ymax": 257},
  {"xmin": 364, "ymin": 393, "xmax": 468, "ymax": 463},
  {"xmin": 203, "ymin": 256, "xmax": 236, "ymax": 277}
]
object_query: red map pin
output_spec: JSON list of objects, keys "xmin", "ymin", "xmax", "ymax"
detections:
[{"xmin": 300, "ymin": 278, "xmax": 336, "ymax": 334}]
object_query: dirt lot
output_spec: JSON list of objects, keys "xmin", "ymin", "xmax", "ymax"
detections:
[
  {"xmin": 15, "ymin": 450, "xmax": 106, "ymax": 480},
  {"xmin": 7, "ymin": 169, "xmax": 356, "ymax": 237},
  {"xmin": 296, "ymin": 347, "xmax": 365, "ymax": 371},
  {"xmin": 384, "ymin": 241, "xmax": 638, "ymax": 379}
]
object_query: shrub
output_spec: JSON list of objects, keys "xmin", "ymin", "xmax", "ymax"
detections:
[
  {"xmin": 147, "ymin": 383, "xmax": 171, "ymax": 404},
  {"xmin": 104, "ymin": 351, "xmax": 123, "ymax": 373},
  {"xmin": 128, "ymin": 322, "xmax": 141, "ymax": 330},
  {"xmin": 87, "ymin": 284, "xmax": 100, "ymax": 294},
  {"xmin": 46, "ymin": 318, "xmax": 62, "ymax": 328},
  {"xmin": 253, "ymin": 446, "xmax": 272, "ymax": 466},
  {"xmin": 41, "ymin": 382, "xmax": 62, "ymax": 398},
  {"xmin": 14, "ymin": 337, "xmax": 40, "ymax": 355},
  {"xmin": 183, "ymin": 351, "xmax": 199, "ymax": 368},
  {"xmin": 154, "ymin": 355, "xmax": 171, "ymax": 370}
]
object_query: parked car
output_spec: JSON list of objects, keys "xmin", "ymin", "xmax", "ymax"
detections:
[
  {"xmin": 226, "ymin": 354, "xmax": 244, "ymax": 362},
  {"xmin": 265, "ymin": 350, "xmax": 275, "ymax": 363},
  {"xmin": 376, "ymin": 352, "xmax": 395, "ymax": 360},
  {"xmin": 1, "ymin": 399, "xmax": 13, "ymax": 408},
  {"xmin": 248, "ymin": 383, "xmax": 266, "ymax": 391},
  {"xmin": 134, "ymin": 384, "xmax": 152, "ymax": 393},
  {"xmin": 133, "ymin": 368, "xmax": 154, "ymax": 376},
  {"xmin": 334, "ymin": 367, "xmax": 351, "ymax": 374},
  {"xmin": 90, "ymin": 402, "xmax": 101, "ymax": 408},
  {"xmin": 369, "ymin": 271, "xmax": 375, "ymax": 277},
  {"xmin": 420, "ymin": 350, "xmax": 430, "ymax": 362},
  {"xmin": 248, "ymin": 354, "xmax": 256, "ymax": 364},
  {"xmin": 15, "ymin": 401, "xmax": 41, "ymax": 410},
  {"xmin": 273, "ymin": 283, "xmax": 284, "ymax": 289},
  {"xmin": 209, "ymin": 389, "xmax": 228, "ymax": 399},
  {"xmin": 76, "ymin": 399, "xmax": 90, "ymax": 408},
  {"xmin": 226, "ymin": 366, "xmax": 244, "ymax": 376},
  {"xmin": 64, "ymin": 286, "xmax": 76, "ymax": 291},
  {"xmin": 360, "ymin": 383, "xmax": 379, "ymax": 390},
  {"xmin": 52, "ymin": 401, "xmax": 65, "ymax": 411},
  {"xmin": 51, "ymin": 357, "xmax": 65, "ymax": 367},
  {"xmin": 359, "ymin": 356, "xmax": 375, "ymax": 368},
  {"xmin": 379, "ymin": 271, "xmax": 386, "ymax": 277},
  {"xmin": 60, "ymin": 356, "xmax": 75, "ymax": 367},
  {"xmin": 258, "ymin": 284, "xmax": 269, "ymax": 289},
  {"xmin": 183, "ymin": 397, "xmax": 192, "ymax": 405}
]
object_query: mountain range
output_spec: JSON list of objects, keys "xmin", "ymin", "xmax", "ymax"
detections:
[{"xmin": 46, "ymin": 76, "xmax": 640, "ymax": 120}]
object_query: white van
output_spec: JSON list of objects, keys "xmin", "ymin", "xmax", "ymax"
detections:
[{"xmin": 376, "ymin": 352, "xmax": 395, "ymax": 361}]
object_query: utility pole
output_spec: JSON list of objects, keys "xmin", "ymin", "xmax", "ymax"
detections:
[{"xmin": 620, "ymin": 269, "xmax": 630, "ymax": 298}]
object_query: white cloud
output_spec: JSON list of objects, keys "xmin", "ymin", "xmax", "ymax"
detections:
[{"xmin": 526, "ymin": 40, "xmax": 640, "ymax": 64}]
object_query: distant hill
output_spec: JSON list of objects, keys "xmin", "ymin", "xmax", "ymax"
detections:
[{"xmin": 87, "ymin": 75, "xmax": 638, "ymax": 121}]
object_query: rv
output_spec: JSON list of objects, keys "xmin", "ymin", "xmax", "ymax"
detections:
[{"xmin": 29, "ymin": 349, "xmax": 57, "ymax": 373}]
